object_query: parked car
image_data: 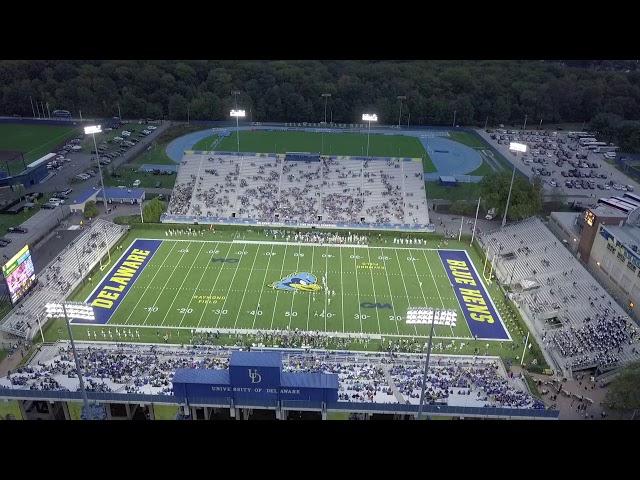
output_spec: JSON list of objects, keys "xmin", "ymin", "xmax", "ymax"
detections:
[{"xmin": 7, "ymin": 226, "xmax": 28, "ymax": 234}]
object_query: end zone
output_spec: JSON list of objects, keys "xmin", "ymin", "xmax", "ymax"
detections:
[
  {"xmin": 76, "ymin": 239, "xmax": 162, "ymax": 324},
  {"xmin": 438, "ymin": 249, "xmax": 510, "ymax": 341}
]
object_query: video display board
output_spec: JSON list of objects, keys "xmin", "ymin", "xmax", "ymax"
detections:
[{"xmin": 2, "ymin": 245, "xmax": 36, "ymax": 305}]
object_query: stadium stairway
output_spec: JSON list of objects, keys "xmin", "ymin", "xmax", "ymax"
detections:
[{"xmin": 381, "ymin": 364, "xmax": 405, "ymax": 404}]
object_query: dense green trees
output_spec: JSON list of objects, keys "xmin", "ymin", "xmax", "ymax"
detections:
[
  {"xmin": 605, "ymin": 361, "xmax": 640, "ymax": 413},
  {"xmin": 2, "ymin": 60, "xmax": 640, "ymax": 149},
  {"xmin": 83, "ymin": 201, "xmax": 98, "ymax": 219},
  {"xmin": 142, "ymin": 198, "xmax": 167, "ymax": 223},
  {"xmin": 480, "ymin": 172, "xmax": 543, "ymax": 221}
]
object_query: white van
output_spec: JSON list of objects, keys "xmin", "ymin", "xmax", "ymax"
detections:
[{"xmin": 133, "ymin": 179, "xmax": 141, "ymax": 187}]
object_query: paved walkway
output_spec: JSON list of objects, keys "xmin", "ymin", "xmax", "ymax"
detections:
[{"xmin": 511, "ymin": 366, "xmax": 620, "ymax": 420}]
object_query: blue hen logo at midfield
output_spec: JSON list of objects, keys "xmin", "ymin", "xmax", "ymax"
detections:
[{"xmin": 269, "ymin": 272, "xmax": 322, "ymax": 292}]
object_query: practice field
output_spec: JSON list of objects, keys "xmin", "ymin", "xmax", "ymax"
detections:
[
  {"xmin": 192, "ymin": 130, "xmax": 436, "ymax": 173},
  {"xmin": 0, "ymin": 123, "xmax": 79, "ymax": 174},
  {"xmin": 74, "ymin": 237, "xmax": 509, "ymax": 341}
]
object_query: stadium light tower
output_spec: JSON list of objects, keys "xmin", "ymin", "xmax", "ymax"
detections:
[
  {"xmin": 84, "ymin": 125, "xmax": 109, "ymax": 207},
  {"xmin": 45, "ymin": 302, "xmax": 96, "ymax": 419},
  {"xmin": 408, "ymin": 308, "xmax": 458, "ymax": 420},
  {"xmin": 230, "ymin": 109, "xmax": 246, "ymax": 155},
  {"xmin": 502, "ymin": 142, "xmax": 527, "ymax": 228},
  {"xmin": 397, "ymin": 96, "xmax": 406, "ymax": 128},
  {"xmin": 362, "ymin": 113, "xmax": 378, "ymax": 158},
  {"xmin": 321, "ymin": 93, "xmax": 332, "ymax": 124}
]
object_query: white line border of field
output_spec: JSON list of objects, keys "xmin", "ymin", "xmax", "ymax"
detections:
[{"xmin": 115, "ymin": 238, "xmax": 510, "ymax": 341}]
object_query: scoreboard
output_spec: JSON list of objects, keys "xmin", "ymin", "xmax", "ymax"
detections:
[{"xmin": 2, "ymin": 245, "xmax": 36, "ymax": 305}]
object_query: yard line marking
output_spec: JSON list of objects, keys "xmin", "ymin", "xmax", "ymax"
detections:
[
  {"xmin": 306, "ymin": 245, "xmax": 315, "ymax": 332},
  {"xmin": 120, "ymin": 240, "xmax": 178, "ymax": 325},
  {"xmin": 324, "ymin": 245, "xmax": 329, "ymax": 333},
  {"xmin": 287, "ymin": 244, "xmax": 302, "ymax": 330},
  {"xmin": 196, "ymin": 242, "xmax": 235, "ymax": 328},
  {"xmin": 420, "ymin": 249, "xmax": 455, "ymax": 335},
  {"xmin": 407, "ymin": 248, "xmax": 448, "ymax": 337},
  {"xmin": 378, "ymin": 247, "xmax": 400, "ymax": 335},
  {"xmin": 339, "ymin": 247, "xmax": 345, "ymax": 333},
  {"xmin": 365, "ymin": 247, "xmax": 382, "ymax": 336},
  {"xmin": 269, "ymin": 243, "xmax": 288, "ymax": 330},
  {"xmin": 140, "ymin": 241, "xmax": 194, "ymax": 326},
  {"xmin": 215, "ymin": 243, "xmax": 250, "ymax": 328},
  {"xmin": 160, "ymin": 242, "xmax": 206, "ymax": 326},
  {"xmin": 177, "ymin": 242, "xmax": 220, "ymax": 327},
  {"xmin": 232, "ymin": 245, "xmax": 262, "ymax": 329},
  {"xmin": 251, "ymin": 244, "xmax": 275, "ymax": 329},
  {"xmin": 352, "ymin": 247, "xmax": 363, "ymax": 334},
  {"xmin": 393, "ymin": 249, "xmax": 418, "ymax": 336}
]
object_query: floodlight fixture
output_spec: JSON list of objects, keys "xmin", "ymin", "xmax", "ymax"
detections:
[
  {"xmin": 509, "ymin": 142, "xmax": 527, "ymax": 153},
  {"xmin": 362, "ymin": 113, "xmax": 378, "ymax": 122},
  {"xmin": 230, "ymin": 109, "xmax": 246, "ymax": 118},
  {"xmin": 46, "ymin": 302, "xmax": 96, "ymax": 321},
  {"xmin": 406, "ymin": 307, "xmax": 457, "ymax": 326},
  {"xmin": 44, "ymin": 301, "xmax": 95, "ymax": 418},
  {"xmin": 84, "ymin": 125, "xmax": 102, "ymax": 135}
]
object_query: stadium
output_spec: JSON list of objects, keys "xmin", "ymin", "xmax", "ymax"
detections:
[{"xmin": 1, "ymin": 60, "xmax": 639, "ymax": 421}]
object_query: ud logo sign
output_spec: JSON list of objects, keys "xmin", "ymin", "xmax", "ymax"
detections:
[
  {"xmin": 248, "ymin": 369, "xmax": 262, "ymax": 384},
  {"xmin": 361, "ymin": 302, "xmax": 392, "ymax": 309},
  {"xmin": 269, "ymin": 272, "xmax": 321, "ymax": 292}
]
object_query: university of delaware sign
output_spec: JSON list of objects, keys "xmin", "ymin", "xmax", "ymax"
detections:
[{"xmin": 172, "ymin": 351, "xmax": 338, "ymax": 405}]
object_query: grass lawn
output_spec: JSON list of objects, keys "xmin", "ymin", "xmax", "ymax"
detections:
[
  {"xmin": 0, "ymin": 400, "xmax": 22, "ymax": 420},
  {"xmin": 0, "ymin": 349, "xmax": 6, "ymax": 363},
  {"xmin": 105, "ymin": 166, "xmax": 176, "ymax": 189},
  {"xmin": 468, "ymin": 160, "xmax": 495, "ymax": 176},
  {"xmin": 0, "ymin": 193, "xmax": 54, "ymax": 232},
  {"xmin": 449, "ymin": 131, "xmax": 489, "ymax": 150},
  {"xmin": 0, "ymin": 207, "xmax": 40, "ymax": 232},
  {"xmin": 193, "ymin": 130, "xmax": 436, "ymax": 173},
  {"xmin": 67, "ymin": 402, "xmax": 83, "ymax": 420},
  {"xmin": 426, "ymin": 181, "xmax": 482, "ymax": 201},
  {"xmin": 153, "ymin": 404, "xmax": 179, "ymax": 420},
  {"xmin": 129, "ymin": 124, "xmax": 206, "ymax": 166},
  {"xmin": 37, "ymin": 224, "xmax": 547, "ymax": 370},
  {"xmin": 0, "ymin": 123, "xmax": 79, "ymax": 175}
]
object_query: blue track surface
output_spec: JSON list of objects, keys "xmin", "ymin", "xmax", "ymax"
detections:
[{"xmin": 419, "ymin": 136, "xmax": 482, "ymax": 176}]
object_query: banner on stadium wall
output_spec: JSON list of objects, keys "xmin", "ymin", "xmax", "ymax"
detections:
[
  {"xmin": 79, "ymin": 239, "xmax": 162, "ymax": 324},
  {"xmin": 438, "ymin": 250, "xmax": 510, "ymax": 340}
]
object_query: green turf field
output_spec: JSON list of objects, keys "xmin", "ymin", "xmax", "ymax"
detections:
[
  {"xmin": 0, "ymin": 123, "xmax": 79, "ymax": 174},
  {"xmin": 66, "ymin": 232, "xmax": 508, "ymax": 341},
  {"xmin": 193, "ymin": 130, "xmax": 436, "ymax": 173},
  {"xmin": 40, "ymin": 226, "xmax": 546, "ymax": 367}
]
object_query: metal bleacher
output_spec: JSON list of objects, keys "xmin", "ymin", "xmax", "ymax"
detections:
[{"xmin": 0, "ymin": 219, "xmax": 128, "ymax": 340}]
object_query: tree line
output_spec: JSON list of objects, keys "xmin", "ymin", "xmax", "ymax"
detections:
[{"xmin": 1, "ymin": 60, "xmax": 639, "ymax": 150}]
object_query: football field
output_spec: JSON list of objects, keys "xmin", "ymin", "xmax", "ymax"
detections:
[
  {"xmin": 76, "ymin": 236, "xmax": 509, "ymax": 341},
  {"xmin": 0, "ymin": 123, "xmax": 79, "ymax": 174}
]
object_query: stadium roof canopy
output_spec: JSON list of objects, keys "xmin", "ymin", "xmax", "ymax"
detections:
[
  {"xmin": 97, "ymin": 187, "xmax": 145, "ymax": 201},
  {"xmin": 230, "ymin": 351, "xmax": 281, "ymax": 368}
]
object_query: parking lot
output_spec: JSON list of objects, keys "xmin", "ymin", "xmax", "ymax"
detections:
[
  {"xmin": 26, "ymin": 120, "xmax": 169, "ymax": 202},
  {"xmin": 476, "ymin": 128, "xmax": 640, "ymax": 207}
]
